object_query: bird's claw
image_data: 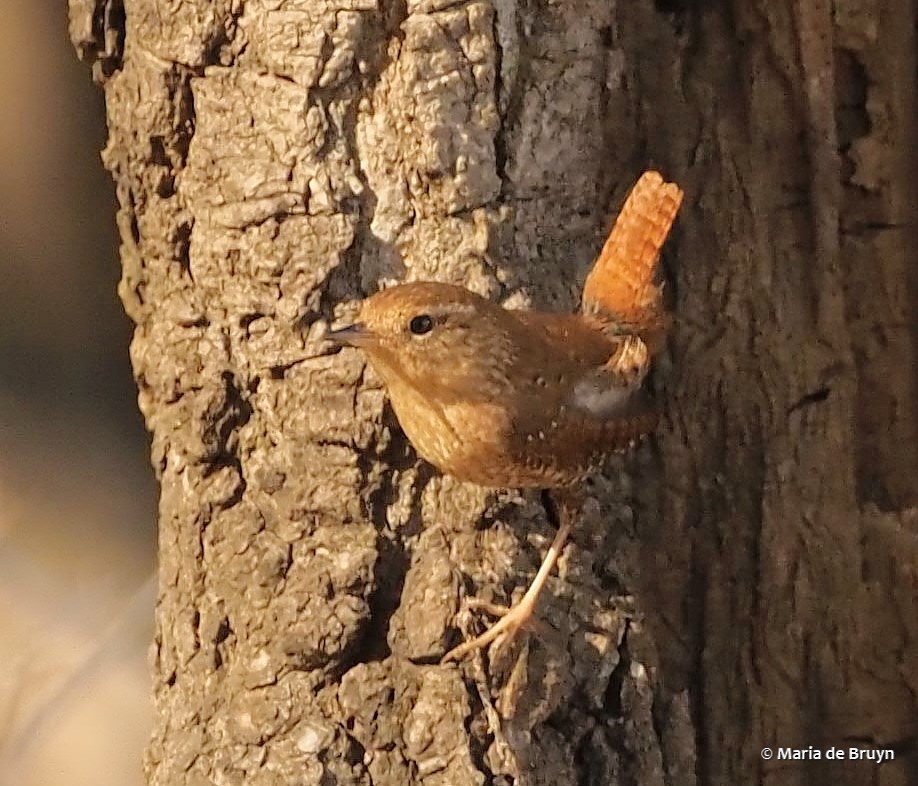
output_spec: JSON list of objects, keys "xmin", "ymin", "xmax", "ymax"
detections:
[{"xmin": 441, "ymin": 595, "xmax": 538, "ymax": 664}]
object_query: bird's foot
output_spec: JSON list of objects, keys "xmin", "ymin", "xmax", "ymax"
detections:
[
  {"xmin": 440, "ymin": 496, "xmax": 571, "ymax": 663},
  {"xmin": 444, "ymin": 507, "xmax": 573, "ymax": 664},
  {"xmin": 441, "ymin": 593, "xmax": 540, "ymax": 663}
]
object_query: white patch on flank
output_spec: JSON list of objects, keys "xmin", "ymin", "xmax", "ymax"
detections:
[{"xmin": 571, "ymin": 378, "xmax": 632, "ymax": 417}]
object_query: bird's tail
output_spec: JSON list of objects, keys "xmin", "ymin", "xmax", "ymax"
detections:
[{"xmin": 581, "ymin": 171, "xmax": 683, "ymax": 354}]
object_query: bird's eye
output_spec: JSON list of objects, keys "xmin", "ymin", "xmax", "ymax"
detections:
[{"xmin": 408, "ymin": 314, "xmax": 434, "ymax": 336}]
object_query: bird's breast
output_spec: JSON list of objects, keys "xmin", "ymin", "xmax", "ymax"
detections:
[{"xmin": 386, "ymin": 380, "xmax": 514, "ymax": 483}]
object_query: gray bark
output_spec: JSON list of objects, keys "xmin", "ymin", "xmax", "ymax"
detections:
[{"xmin": 70, "ymin": 1, "xmax": 916, "ymax": 784}]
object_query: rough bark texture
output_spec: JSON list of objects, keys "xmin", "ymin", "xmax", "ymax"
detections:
[{"xmin": 70, "ymin": 1, "xmax": 916, "ymax": 785}]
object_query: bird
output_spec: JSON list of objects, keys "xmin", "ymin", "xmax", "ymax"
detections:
[{"xmin": 326, "ymin": 171, "xmax": 683, "ymax": 662}]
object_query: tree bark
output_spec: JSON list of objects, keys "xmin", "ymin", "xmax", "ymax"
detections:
[{"xmin": 70, "ymin": 1, "xmax": 916, "ymax": 785}]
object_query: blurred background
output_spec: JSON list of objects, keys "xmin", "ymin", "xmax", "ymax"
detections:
[{"xmin": 0, "ymin": 4, "xmax": 156, "ymax": 785}]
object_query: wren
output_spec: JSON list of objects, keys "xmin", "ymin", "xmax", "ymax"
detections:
[{"xmin": 327, "ymin": 172, "xmax": 683, "ymax": 662}]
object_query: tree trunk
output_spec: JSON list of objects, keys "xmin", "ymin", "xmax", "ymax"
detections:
[{"xmin": 70, "ymin": 1, "xmax": 916, "ymax": 785}]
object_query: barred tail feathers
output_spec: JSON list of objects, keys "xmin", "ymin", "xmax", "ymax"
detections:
[{"xmin": 582, "ymin": 171, "xmax": 683, "ymax": 324}]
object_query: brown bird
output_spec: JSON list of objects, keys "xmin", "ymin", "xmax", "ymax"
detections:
[{"xmin": 327, "ymin": 172, "xmax": 683, "ymax": 662}]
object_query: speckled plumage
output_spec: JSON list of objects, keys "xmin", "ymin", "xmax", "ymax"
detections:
[
  {"xmin": 343, "ymin": 283, "xmax": 656, "ymax": 487},
  {"xmin": 328, "ymin": 172, "xmax": 682, "ymax": 490},
  {"xmin": 326, "ymin": 171, "xmax": 682, "ymax": 662}
]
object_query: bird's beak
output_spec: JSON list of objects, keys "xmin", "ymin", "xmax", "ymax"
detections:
[{"xmin": 325, "ymin": 322, "xmax": 373, "ymax": 347}]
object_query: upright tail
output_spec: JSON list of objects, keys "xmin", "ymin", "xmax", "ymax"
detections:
[{"xmin": 581, "ymin": 171, "xmax": 683, "ymax": 352}]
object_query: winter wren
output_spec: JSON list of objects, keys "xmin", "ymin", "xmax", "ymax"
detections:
[{"xmin": 326, "ymin": 172, "xmax": 683, "ymax": 660}]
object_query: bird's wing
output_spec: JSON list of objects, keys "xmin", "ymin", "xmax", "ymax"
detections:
[
  {"xmin": 498, "ymin": 312, "xmax": 656, "ymax": 486},
  {"xmin": 503, "ymin": 394, "xmax": 658, "ymax": 487},
  {"xmin": 513, "ymin": 311, "xmax": 618, "ymax": 368},
  {"xmin": 514, "ymin": 311, "xmax": 654, "ymax": 390}
]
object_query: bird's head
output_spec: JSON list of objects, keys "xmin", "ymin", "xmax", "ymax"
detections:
[{"xmin": 326, "ymin": 282, "xmax": 517, "ymax": 402}]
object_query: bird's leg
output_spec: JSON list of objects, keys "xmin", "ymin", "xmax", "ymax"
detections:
[{"xmin": 442, "ymin": 491, "xmax": 574, "ymax": 663}]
